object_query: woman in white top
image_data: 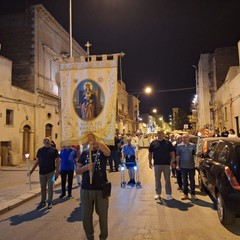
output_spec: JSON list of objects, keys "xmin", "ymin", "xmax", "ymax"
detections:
[{"xmin": 228, "ymin": 129, "xmax": 237, "ymax": 138}]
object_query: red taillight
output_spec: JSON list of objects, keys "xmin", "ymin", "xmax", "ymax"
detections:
[{"xmin": 224, "ymin": 166, "xmax": 240, "ymax": 190}]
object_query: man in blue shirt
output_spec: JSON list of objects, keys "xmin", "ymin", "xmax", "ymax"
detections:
[
  {"xmin": 176, "ymin": 133, "xmax": 197, "ymax": 200},
  {"xmin": 59, "ymin": 145, "xmax": 77, "ymax": 198}
]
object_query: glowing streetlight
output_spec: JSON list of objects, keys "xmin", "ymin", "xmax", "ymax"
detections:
[
  {"xmin": 136, "ymin": 86, "xmax": 153, "ymax": 130},
  {"xmin": 144, "ymin": 86, "xmax": 152, "ymax": 94},
  {"xmin": 152, "ymin": 108, "xmax": 157, "ymax": 113}
]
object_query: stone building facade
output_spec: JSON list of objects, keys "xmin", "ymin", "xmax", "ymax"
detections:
[
  {"xmin": 194, "ymin": 44, "xmax": 240, "ymax": 135},
  {"xmin": 116, "ymin": 80, "xmax": 138, "ymax": 135},
  {"xmin": 0, "ymin": 4, "xmax": 138, "ymax": 165},
  {"xmin": 0, "ymin": 5, "xmax": 86, "ymax": 165}
]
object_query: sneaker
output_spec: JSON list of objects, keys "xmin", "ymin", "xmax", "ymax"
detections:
[
  {"xmin": 191, "ymin": 195, "xmax": 198, "ymax": 200},
  {"xmin": 166, "ymin": 194, "xmax": 173, "ymax": 200},
  {"xmin": 47, "ymin": 202, "xmax": 53, "ymax": 209},
  {"xmin": 36, "ymin": 202, "xmax": 46, "ymax": 209},
  {"xmin": 131, "ymin": 179, "xmax": 136, "ymax": 185},
  {"xmin": 127, "ymin": 179, "xmax": 132, "ymax": 185},
  {"xmin": 154, "ymin": 194, "xmax": 161, "ymax": 200},
  {"xmin": 59, "ymin": 193, "xmax": 66, "ymax": 198},
  {"xmin": 181, "ymin": 194, "xmax": 188, "ymax": 200},
  {"xmin": 68, "ymin": 194, "xmax": 72, "ymax": 198}
]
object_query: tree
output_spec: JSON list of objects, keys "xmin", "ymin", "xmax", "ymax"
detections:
[{"xmin": 172, "ymin": 109, "xmax": 191, "ymax": 130}]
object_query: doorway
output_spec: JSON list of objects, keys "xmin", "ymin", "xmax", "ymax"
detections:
[
  {"xmin": 22, "ymin": 125, "xmax": 31, "ymax": 161},
  {"xmin": 0, "ymin": 141, "xmax": 11, "ymax": 166}
]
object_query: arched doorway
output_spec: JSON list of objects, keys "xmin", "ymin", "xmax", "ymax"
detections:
[
  {"xmin": 22, "ymin": 125, "xmax": 31, "ymax": 160},
  {"xmin": 45, "ymin": 123, "xmax": 53, "ymax": 138}
]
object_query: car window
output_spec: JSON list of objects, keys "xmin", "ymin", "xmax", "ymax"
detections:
[
  {"xmin": 207, "ymin": 141, "xmax": 218, "ymax": 158},
  {"xmin": 217, "ymin": 144, "xmax": 229, "ymax": 164}
]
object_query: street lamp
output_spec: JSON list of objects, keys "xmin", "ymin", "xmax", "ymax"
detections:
[
  {"xmin": 25, "ymin": 153, "xmax": 32, "ymax": 190},
  {"xmin": 152, "ymin": 108, "xmax": 157, "ymax": 114},
  {"xmin": 136, "ymin": 86, "xmax": 152, "ymax": 99},
  {"xmin": 136, "ymin": 86, "xmax": 153, "ymax": 130}
]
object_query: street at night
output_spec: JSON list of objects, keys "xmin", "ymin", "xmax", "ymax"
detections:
[{"xmin": 0, "ymin": 148, "xmax": 239, "ymax": 240}]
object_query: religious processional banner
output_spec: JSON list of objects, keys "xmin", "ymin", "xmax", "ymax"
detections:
[{"xmin": 59, "ymin": 54, "xmax": 118, "ymax": 146}]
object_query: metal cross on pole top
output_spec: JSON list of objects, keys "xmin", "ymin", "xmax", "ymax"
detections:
[{"xmin": 85, "ymin": 41, "xmax": 92, "ymax": 61}]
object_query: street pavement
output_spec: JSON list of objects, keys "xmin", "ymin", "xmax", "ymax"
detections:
[
  {"xmin": 0, "ymin": 160, "xmax": 62, "ymax": 215},
  {"xmin": 0, "ymin": 149, "xmax": 240, "ymax": 240}
]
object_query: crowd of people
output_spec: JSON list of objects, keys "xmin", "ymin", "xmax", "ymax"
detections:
[{"xmin": 28, "ymin": 127, "xmax": 238, "ymax": 240}]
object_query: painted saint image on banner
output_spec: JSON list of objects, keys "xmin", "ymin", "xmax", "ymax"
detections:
[{"xmin": 74, "ymin": 80, "xmax": 104, "ymax": 120}]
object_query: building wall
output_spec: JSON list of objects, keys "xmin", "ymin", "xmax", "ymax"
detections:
[
  {"xmin": 0, "ymin": 13, "xmax": 34, "ymax": 90},
  {"xmin": 0, "ymin": 5, "xmax": 138, "ymax": 164},
  {"xmin": 0, "ymin": 55, "xmax": 62, "ymax": 165},
  {"xmin": 215, "ymin": 67, "xmax": 240, "ymax": 134},
  {"xmin": 116, "ymin": 80, "xmax": 129, "ymax": 134},
  {"xmin": 0, "ymin": 5, "xmax": 86, "ymax": 165},
  {"xmin": 214, "ymin": 46, "xmax": 239, "ymax": 89},
  {"xmin": 195, "ymin": 43, "xmax": 240, "ymax": 135},
  {"xmin": 196, "ymin": 54, "xmax": 211, "ymax": 129}
]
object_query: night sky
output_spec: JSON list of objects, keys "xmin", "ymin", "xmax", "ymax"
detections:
[{"xmin": 1, "ymin": 0, "xmax": 240, "ymax": 120}]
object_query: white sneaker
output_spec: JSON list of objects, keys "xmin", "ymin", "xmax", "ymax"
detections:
[
  {"xmin": 154, "ymin": 194, "xmax": 161, "ymax": 200},
  {"xmin": 166, "ymin": 194, "xmax": 173, "ymax": 200}
]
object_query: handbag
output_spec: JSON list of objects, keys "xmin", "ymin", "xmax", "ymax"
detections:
[
  {"xmin": 102, "ymin": 181, "xmax": 112, "ymax": 198},
  {"xmin": 99, "ymin": 171, "xmax": 111, "ymax": 198},
  {"xmin": 93, "ymin": 150, "xmax": 111, "ymax": 198}
]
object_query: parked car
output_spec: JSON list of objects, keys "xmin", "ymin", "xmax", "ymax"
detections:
[
  {"xmin": 198, "ymin": 138, "xmax": 240, "ymax": 225},
  {"xmin": 195, "ymin": 137, "xmax": 223, "ymax": 171}
]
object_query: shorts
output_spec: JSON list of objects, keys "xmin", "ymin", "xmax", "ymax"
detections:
[{"xmin": 125, "ymin": 155, "xmax": 136, "ymax": 169}]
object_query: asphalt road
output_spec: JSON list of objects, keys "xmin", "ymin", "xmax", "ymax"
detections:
[{"xmin": 0, "ymin": 148, "xmax": 239, "ymax": 240}]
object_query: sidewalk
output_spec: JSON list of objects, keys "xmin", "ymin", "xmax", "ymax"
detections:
[{"xmin": 0, "ymin": 161, "xmax": 61, "ymax": 215}]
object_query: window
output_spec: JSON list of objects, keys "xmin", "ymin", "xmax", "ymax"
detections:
[
  {"xmin": 45, "ymin": 124, "xmax": 53, "ymax": 138},
  {"xmin": 217, "ymin": 144, "xmax": 229, "ymax": 164},
  {"xmin": 6, "ymin": 109, "xmax": 14, "ymax": 125}
]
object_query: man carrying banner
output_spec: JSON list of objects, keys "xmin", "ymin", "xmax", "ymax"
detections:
[{"xmin": 76, "ymin": 134, "xmax": 110, "ymax": 240}]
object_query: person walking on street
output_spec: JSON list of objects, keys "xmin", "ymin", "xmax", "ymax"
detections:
[
  {"xmin": 148, "ymin": 130, "xmax": 175, "ymax": 200},
  {"xmin": 29, "ymin": 137, "xmax": 59, "ymax": 209},
  {"xmin": 169, "ymin": 133, "xmax": 176, "ymax": 178},
  {"xmin": 108, "ymin": 134, "xmax": 120, "ymax": 172},
  {"xmin": 174, "ymin": 135, "xmax": 183, "ymax": 191},
  {"xmin": 76, "ymin": 134, "xmax": 110, "ymax": 240},
  {"xmin": 121, "ymin": 136, "xmax": 138, "ymax": 185},
  {"xmin": 176, "ymin": 133, "xmax": 197, "ymax": 200},
  {"xmin": 59, "ymin": 145, "xmax": 78, "ymax": 198}
]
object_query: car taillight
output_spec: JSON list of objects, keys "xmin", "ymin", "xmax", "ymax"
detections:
[{"xmin": 224, "ymin": 166, "xmax": 240, "ymax": 190}]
